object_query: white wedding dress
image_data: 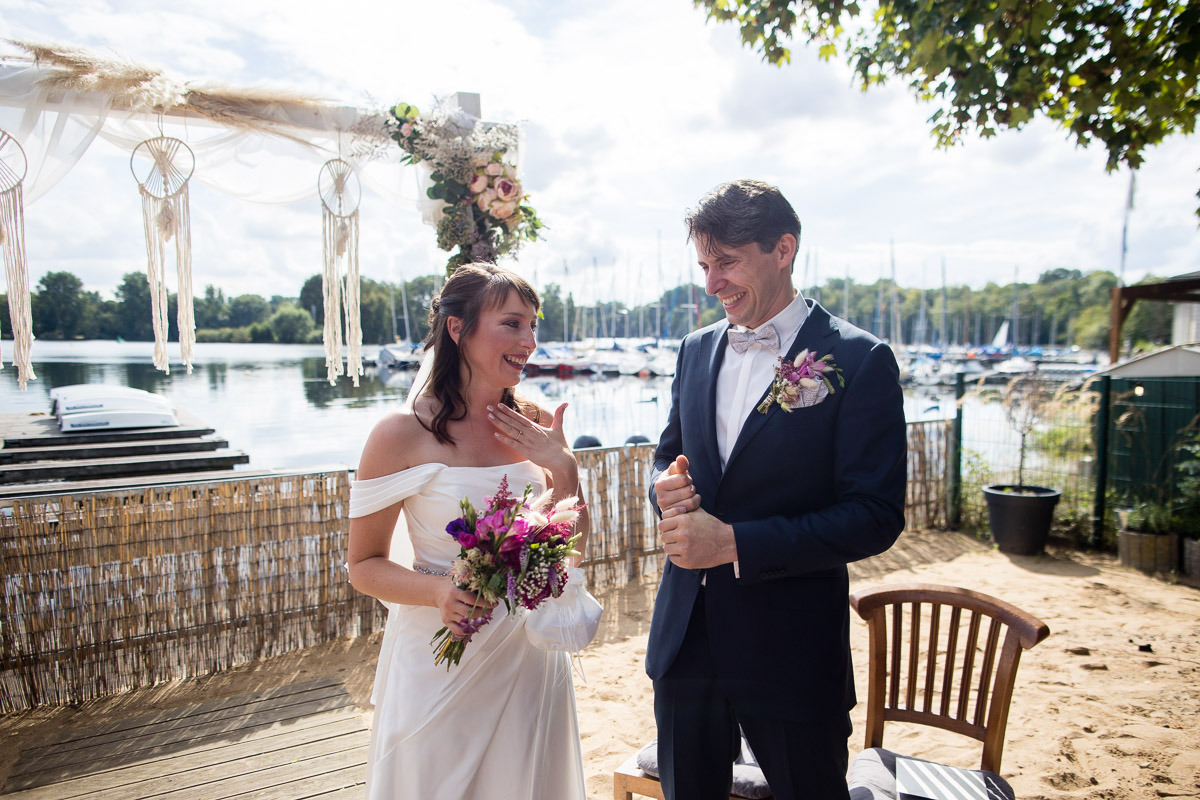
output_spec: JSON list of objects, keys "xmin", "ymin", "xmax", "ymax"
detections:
[{"xmin": 349, "ymin": 459, "xmax": 586, "ymax": 800}]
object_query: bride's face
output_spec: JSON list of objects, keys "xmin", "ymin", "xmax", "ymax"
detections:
[{"xmin": 458, "ymin": 289, "xmax": 538, "ymax": 390}]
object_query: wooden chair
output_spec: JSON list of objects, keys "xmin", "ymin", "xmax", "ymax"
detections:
[
  {"xmin": 612, "ymin": 751, "xmax": 667, "ymax": 800},
  {"xmin": 847, "ymin": 583, "xmax": 1050, "ymax": 799}
]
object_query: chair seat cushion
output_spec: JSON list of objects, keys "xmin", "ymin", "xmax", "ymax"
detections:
[
  {"xmin": 847, "ymin": 748, "xmax": 1015, "ymax": 800},
  {"xmin": 636, "ymin": 738, "xmax": 773, "ymax": 799}
]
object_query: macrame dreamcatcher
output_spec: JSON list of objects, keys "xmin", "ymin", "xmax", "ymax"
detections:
[
  {"xmin": 0, "ymin": 129, "xmax": 36, "ymax": 390},
  {"xmin": 318, "ymin": 157, "xmax": 363, "ymax": 386},
  {"xmin": 131, "ymin": 135, "xmax": 196, "ymax": 374}
]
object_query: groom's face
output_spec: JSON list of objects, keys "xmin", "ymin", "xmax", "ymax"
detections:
[{"xmin": 697, "ymin": 233, "xmax": 796, "ymax": 330}]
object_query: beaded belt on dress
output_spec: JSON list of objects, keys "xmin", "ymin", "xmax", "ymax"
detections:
[{"xmin": 415, "ymin": 566, "xmax": 449, "ymax": 576}]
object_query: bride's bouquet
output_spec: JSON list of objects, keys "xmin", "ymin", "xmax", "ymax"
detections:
[{"xmin": 432, "ymin": 475, "xmax": 584, "ymax": 668}]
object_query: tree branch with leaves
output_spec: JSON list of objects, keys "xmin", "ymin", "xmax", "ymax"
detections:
[{"xmin": 696, "ymin": 0, "xmax": 1200, "ymax": 216}]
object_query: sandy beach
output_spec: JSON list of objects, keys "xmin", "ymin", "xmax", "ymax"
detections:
[{"xmin": 3, "ymin": 529, "xmax": 1198, "ymax": 799}]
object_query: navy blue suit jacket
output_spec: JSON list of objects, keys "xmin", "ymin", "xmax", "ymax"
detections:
[{"xmin": 647, "ymin": 299, "xmax": 907, "ymax": 719}]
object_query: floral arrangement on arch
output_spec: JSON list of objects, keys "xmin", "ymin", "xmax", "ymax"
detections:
[{"xmin": 389, "ymin": 100, "xmax": 543, "ymax": 273}]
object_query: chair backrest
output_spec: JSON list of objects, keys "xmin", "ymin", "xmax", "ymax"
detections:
[{"xmin": 849, "ymin": 583, "xmax": 1050, "ymax": 774}]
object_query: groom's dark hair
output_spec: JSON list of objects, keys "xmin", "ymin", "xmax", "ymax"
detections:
[{"xmin": 685, "ymin": 179, "xmax": 801, "ymax": 271}]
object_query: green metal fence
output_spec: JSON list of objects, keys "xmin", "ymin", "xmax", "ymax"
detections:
[{"xmin": 951, "ymin": 373, "xmax": 1200, "ymax": 549}]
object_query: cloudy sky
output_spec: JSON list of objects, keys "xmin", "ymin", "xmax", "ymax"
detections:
[{"xmin": 1, "ymin": 0, "xmax": 1197, "ymax": 308}]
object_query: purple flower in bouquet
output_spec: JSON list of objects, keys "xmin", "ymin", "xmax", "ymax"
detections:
[
  {"xmin": 446, "ymin": 517, "xmax": 473, "ymax": 545},
  {"xmin": 431, "ymin": 477, "xmax": 585, "ymax": 669}
]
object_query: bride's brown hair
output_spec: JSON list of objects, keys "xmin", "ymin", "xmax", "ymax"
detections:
[{"xmin": 418, "ymin": 263, "xmax": 540, "ymax": 445}]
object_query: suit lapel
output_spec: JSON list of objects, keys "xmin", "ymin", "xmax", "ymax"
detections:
[
  {"xmin": 723, "ymin": 301, "xmax": 836, "ymax": 472},
  {"xmin": 699, "ymin": 322, "xmax": 728, "ymax": 476}
]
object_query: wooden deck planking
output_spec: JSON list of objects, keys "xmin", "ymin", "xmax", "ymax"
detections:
[
  {"xmin": 9, "ymin": 698, "xmax": 355, "ymax": 784},
  {"xmin": 3, "ymin": 679, "xmax": 369, "ymax": 800},
  {"xmin": 11, "ymin": 717, "xmax": 368, "ymax": 800},
  {"xmin": 28, "ymin": 681, "xmax": 349, "ymax": 752},
  {"xmin": 0, "ymin": 437, "xmax": 229, "ymax": 463},
  {"xmin": 0, "ymin": 450, "xmax": 251, "ymax": 483}
]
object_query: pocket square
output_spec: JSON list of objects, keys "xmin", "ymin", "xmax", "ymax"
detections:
[{"xmin": 779, "ymin": 381, "xmax": 829, "ymax": 411}]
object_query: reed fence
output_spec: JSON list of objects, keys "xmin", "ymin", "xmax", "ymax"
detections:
[
  {"xmin": 0, "ymin": 470, "xmax": 373, "ymax": 712},
  {"xmin": 1, "ymin": 421, "xmax": 947, "ymax": 712}
]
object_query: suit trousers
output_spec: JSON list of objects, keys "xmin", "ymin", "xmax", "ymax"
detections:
[{"xmin": 652, "ymin": 586, "xmax": 852, "ymax": 800}]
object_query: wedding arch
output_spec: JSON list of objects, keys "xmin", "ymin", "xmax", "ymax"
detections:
[{"xmin": 0, "ymin": 39, "xmax": 537, "ymax": 388}]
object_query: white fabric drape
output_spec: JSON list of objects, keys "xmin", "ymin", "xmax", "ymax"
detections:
[{"xmin": 0, "ymin": 62, "xmax": 424, "ymax": 210}]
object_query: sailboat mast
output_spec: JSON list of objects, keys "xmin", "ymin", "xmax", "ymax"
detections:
[
  {"xmin": 940, "ymin": 257, "xmax": 948, "ymax": 349},
  {"xmin": 1011, "ymin": 265, "xmax": 1020, "ymax": 350},
  {"xmin": 889, "ymin": 241, "xmax": 901, "ymax": 347}
]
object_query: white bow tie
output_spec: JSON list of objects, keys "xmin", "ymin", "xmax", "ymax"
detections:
[{"xmin": 727, "ymin": 325, "xmax": 780, "ymax": 354}]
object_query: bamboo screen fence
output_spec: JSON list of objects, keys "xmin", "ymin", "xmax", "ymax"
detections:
[{"xmin": 1, "ymin": 421, "xmax": 947, "ymax": 712}]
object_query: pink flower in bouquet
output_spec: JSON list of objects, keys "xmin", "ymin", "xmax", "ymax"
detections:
[
  {"xmin": 477, "ymin": 188, "xmax": 498, "ymax": 212},
  {"xmin": 494, "ymin": 177, "xmax": 521, "ymax": 202},
  {"xmin": 468, "ymin": 173, "xmax": 489, "ymax": 194},
  {"xmin": 485, "ymin": 162, "xmax": 504, "ymax": 176},
  {"xmin": 490, "ymin": 200, "xmax": 518, "ymax": 220}
]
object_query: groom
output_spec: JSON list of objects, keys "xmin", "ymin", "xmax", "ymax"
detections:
[{"xmin": 648, "ymin": 179, "xmax": 908, "ymax": 800}]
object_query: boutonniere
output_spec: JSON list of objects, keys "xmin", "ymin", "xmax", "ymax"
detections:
[{"xmin": 756, "ymin": 349, "xmax": 846, "ymax": 413}]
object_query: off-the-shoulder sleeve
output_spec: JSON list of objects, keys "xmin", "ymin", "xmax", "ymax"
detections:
[{"xmin": 349, "ymin": 463, "xmax": 445, "ymax": 518}]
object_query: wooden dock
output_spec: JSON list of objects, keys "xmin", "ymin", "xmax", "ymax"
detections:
[
  {"xmin": 1, "ymin": 678, "xmax": 368, "ymax": 799},
  {"xmin": 0, "ymin": 411, "xmax": 250, "ymax": 494}
]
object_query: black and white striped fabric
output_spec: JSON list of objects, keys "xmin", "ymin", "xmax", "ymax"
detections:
[{"xmin": 847, "ymin": 749, "xmax": 1015, "ymax": 800}]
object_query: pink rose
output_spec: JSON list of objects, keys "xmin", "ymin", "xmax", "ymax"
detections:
[
  {"xmin": 399, "ymin": 122, "xmax": 412, "ymax": 137},
  {"xmin": 468, "ymin": 173, "xmax": 489, "ymax": 194},
  {"xmin": 494, "ymin": 177, "xmax": 521, "ymax": 202},
  {"xmin": 485, "ymin": 162, "xmax": 503, "ymax": 176},
  {"xmin": 477, "ymin": 188, "xmax": 497, "ymax": 212},
  {"xmin": 490, "ymin": 201, "xmax": 517, "ymax": 220}
]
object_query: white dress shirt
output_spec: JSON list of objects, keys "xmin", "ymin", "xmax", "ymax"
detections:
[{"xmin": 715, "ymin": 290, "xmax": 810, "ymax": 470}]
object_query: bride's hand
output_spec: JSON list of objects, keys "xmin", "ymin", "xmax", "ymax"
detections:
[
  {"xmin": 487, "ymin": 402, "xmax": 574, "ymax": 472},
  {"xmin": 437, "ymin": 582, "xmax": 495, "ymax": 636}
]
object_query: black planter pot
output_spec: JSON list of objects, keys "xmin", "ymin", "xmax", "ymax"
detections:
[{"xmin": 983, "ymin": 485, "xmax": 1061, "ymax": 556}]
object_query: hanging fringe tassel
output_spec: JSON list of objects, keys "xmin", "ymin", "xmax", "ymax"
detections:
[
  {"xmin": 171, "ymin": 187, "xmax": 195, "ymax": 372},
  {"xmin": 1, "ymin": 181, "xmax": 36, "ymax": 390},
  {"xmin": 134, "ymin": 136, "xmax": 196, "ymax": 375},
  {"xmin": 342, "ymin": 212, "xmax": 363, "ymax": 387},
  {"xmin": 319, "ymin": 157, "xmax": 363, "ymax": 387},
  {"xmin": 321, "ymin": 206, "xmax": 345, "ymax": 385}
]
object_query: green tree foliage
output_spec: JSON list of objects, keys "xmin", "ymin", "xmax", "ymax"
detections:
[
  {"xmin": 15, "ymin": 266, "xmax": 1182, "ymax": 356},
  {"xmin": 116, "ymin": 272, "xmax": 154, "ymax": 341},
  {"xmin": 195, "ymin": 285, "xmax": 230, "ymax": 330},
  {"xmin": 228, "ymin": 294, "xmax": 271, "ymax": 328},
  {"xmin": 268, "ymin": 302, "xmax": 314, "ymax": 344},
  {"xmin": 299, "ymin": 275, "xmax": 324, "ymax": 327},
  {"xmin": 540, "ymin": 283, "xmax": 567, "ymax": 345},
  {"xmin": 696, "ymin": 0, "xmax": 1200, "ymax": 215},
  {"xmin": 33, "ymin": 271, "xmax": 85, "ymax": 339}
]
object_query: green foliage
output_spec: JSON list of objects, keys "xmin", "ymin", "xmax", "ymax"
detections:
[
  {"xmin": 33, "ymin": 271, "xmax": 85, "ymax": 339},
  {"xmin": 695, "ymin": 0, "xmax": 1200, "ymax": 217},
  {"xmin": 268, "ymin": 303, "xmax": 314, "ymax": 344},
  {"xmin": 247, "ymin": 320, "xmax": 275, "ymax": 343},
  {"xmin": 1125, "ymin": 501, "xmax": 1176, "ymax": 534},
  {"xmin": 116, "ymin": 272, "xmax": 154, "ymax": 341},
  {"xmin": 229, "ymin": 294, "xmax": 271, "ymax": 328}
]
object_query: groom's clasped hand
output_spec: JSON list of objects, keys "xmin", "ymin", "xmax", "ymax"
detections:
[{"xmin": 654, "ymin": 454, "xmax": 736, "ymax": 570}]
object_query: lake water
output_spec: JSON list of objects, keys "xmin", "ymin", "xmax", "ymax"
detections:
[{"xmin": 1, "ymin": 340, "xmax": 957, "ymax": 471}]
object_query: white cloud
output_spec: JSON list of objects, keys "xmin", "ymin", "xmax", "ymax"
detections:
[{"xmin": 1, "ymin": 0, "xmax": 1196, "ymax": 310}]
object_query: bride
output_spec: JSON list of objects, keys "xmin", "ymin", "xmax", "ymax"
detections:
[{"xmin": 347, "ymin": 263, "xmax": 589, "ymax": 799}]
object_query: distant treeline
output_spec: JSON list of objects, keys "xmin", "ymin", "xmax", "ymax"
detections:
[{"xmin": 0, "ymin": 267, "xmax": 1175, "ymax": 351}]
